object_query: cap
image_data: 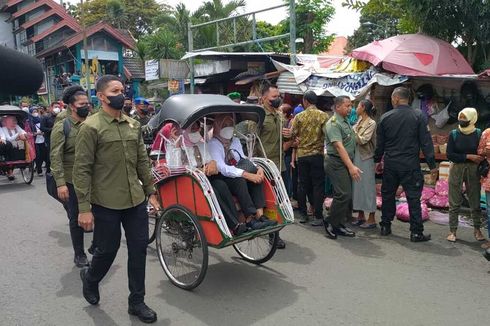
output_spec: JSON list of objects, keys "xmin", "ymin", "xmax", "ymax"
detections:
[
  {"xmin": 245, "ymin": 96, "xmax": 259, "ymax": 104},
  {"xmin": 227, "ymin": 92, "xmax": 241, "ymax": 100}
]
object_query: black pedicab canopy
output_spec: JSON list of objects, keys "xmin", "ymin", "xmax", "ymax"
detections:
[
  {"xmin": 148, "ymin": 94, "xmax": 265, "ymax": 130},
  {"xmin": 0, "ymin": 105, "xmax": 28, "ymax": 120}
]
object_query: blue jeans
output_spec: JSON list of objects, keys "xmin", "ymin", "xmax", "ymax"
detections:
[{"xmin": 485, "ymin": 192, "xmax": 490, "ymax": 237}]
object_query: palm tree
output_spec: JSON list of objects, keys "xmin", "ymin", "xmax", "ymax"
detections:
[
  {"xmin": 194, "ymin": 0, "xmax": 246, "ymax": 21},
  {"xmin": 107, "ymin": 0, "xmax": 127, "ymax": 29}
]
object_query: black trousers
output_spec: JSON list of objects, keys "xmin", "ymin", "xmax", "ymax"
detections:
[
  {"xmin": 325, "ymin": 155, "xmax": 352, "ymax": 228},
  {"xmin": 35, "ymin": 143, "xmax": 47, "ymax": 174},
  {"xmin": 380, "ymin": 168, "xmax": 424, "ymax": 234},
  {"xmin": 62, "ymin": 183, "xmax": 85, "ymax": 256},
  {"xmin": 0, "ymin": 142, "xmax": 13, "ymax": 160},
  {"xmin": 210, "ymin": 177, "xmax": 239, "ymax": 229},
  {"xmin": 291, "ymin": 163, "xmax": 299, "ymax": 201},
  {"xmin": 44, "ymin": 138, "xmax": 51, "ymax": 173},
  {"xmin": 297, "ymin": 154, "xmax": 325, "ymax": 220},
  {"xmin": 86, "ymin": 201, "xmax": 148, "ymax": 305},
  {"xmin": 221, "ymin": 176, "xmax": 265, "ymax": 217}
]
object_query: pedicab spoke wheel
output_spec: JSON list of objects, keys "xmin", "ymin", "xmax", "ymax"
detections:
[
  {"xmin": 147, "ymin": 206, "xmax": 158, "ymax": 245},
  {"xmin": 233, "ymin": 231, "xmax": 278, "ymax": 265},
  {"xmin": 20, "ymin": 162, "xmax": 34, "ymax": 184},
  {"xmin": 156, "ymin": 205, "xmax": 208, "ymax": 290}
]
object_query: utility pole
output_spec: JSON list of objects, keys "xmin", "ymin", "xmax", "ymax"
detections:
[
  {"xmin": 80, "ymin": 0, "xmax": 91, "ymax": 95},
  {"xmin": 289, "ymin": 0, "xmax": 296, "ymax": 65},
  {"xmin": 187, "ymin": 21, "xmax": 195, "ymax": 94}
]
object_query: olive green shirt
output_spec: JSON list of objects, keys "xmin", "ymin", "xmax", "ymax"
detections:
[
  {"xmin": 256, "ymin": 105, "xmax": 285, "ymax": 172},
  {"xmin": 73, "ymin": 109, "xmax": 155, "ymax": 213},
  {"xmin": 325, "ymin": 112, "xmax": 356, "ymax": 158},
  {"xmin": 50, "ymin": 115, "xmax": 81, "ymax": 186},
  {"xmin": 55, "ymin": 109, "xmax": 69, "ymax": 123}
]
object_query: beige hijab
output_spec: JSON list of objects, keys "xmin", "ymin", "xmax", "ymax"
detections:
[{"xmin": 458, "ymin": 107, "xmax": 478, "ymax": 135}]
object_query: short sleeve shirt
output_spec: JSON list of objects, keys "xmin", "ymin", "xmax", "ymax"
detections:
[{"xmin": 325, "ymin": 112, "xmax": 356, "ymax": 158}]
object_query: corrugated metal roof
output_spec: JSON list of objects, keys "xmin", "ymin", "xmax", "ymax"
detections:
[
  {"xmin": 277, "ymin": 71, "xmax": 303, "ymax": 95},
  {"xmin": 124, "ymin": 57, "xmax": 145, "ymax": 79}
]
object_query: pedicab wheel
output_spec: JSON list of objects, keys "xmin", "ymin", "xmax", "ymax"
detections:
[
  {"xmin": 156, "ymin": 205, "xmax": 208, "ymax": 290},
  {"xmin": 233, "ymin": 231, "xmax": 278, "ymax": 265},
  {"xmin": 147, "ymin": 207, "xmax": 158, "ymax": 245},
  {"xmin": 20, "ymin": 162, "xmax": 34, "ymax": 184}
]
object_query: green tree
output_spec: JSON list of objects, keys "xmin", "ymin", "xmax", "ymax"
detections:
[
  {"xmin": 141, "ymin": 29, "xmax": 185, "ymax": 60},
  {"xmin": 254, "ymin": 21, "xmax": 289, "ymax": 53},
  {"xmin": 153, "ymin": 2, "xmax": 191, "ymax": 50},
  {"xmin": 106, "ymin": 0, "xmax": 127, "ymax": 29},
  {"xmin": 293, "ymin": 0, "xmax": 336, "ymax": 53}
]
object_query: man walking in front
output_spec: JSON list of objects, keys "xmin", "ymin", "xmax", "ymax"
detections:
[
  {"xmin": 374, "ymin": 87, "xmax": 436, "ymax": 242},
  {"xmin": 74, "ymin": 75, "xmax": 160, "ymax": 323},
  {"xmin": 292, "ymin": 91, "xmax": 329, "ymax": 226},
  {"xmin": 324, "ymin": 96, "xmax": 361, "ymax": 239}
]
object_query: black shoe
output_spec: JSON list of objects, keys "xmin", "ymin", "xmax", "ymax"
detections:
[
  {"xmin": 247, "ymin": 219, "xmax": 268, "ymax": 230},
  {"xmin": 410, "ymin": 233, "xmax": 431, "ymax": 242},
  {"xmin": 299, "ymin": 215, "xmax": 309, "ymax": 224},
  {"xmin": 233, "ymin": 223, "xmax": 248, "ymax": 236},
  {"xmin": 310, "ymin": 219, "xmax": 324, "ymax": 227},
  {"xmin": 335, "ymin": 225, "xmax": 356, "ymax": 237},
  {"xmin": 80, "ymin": 267, "xmax": 99, "ymax": 305},
  {"xmin": 88, "ymin": 244, "xmax": 95, "ymax": 255},
  {"xmin": 380, "ymin": 224, "xmax": 392, "ymax": 236},
  {"xmin": 259, "ymin": 215, "xmax": 278, "ymax": 227},
  {"xmin": 483, "ymin": 248, "xmax": 490, "ymax": 261},
  {"xmin": 128, "ymin": 303, "xmax": 157, "ymax": 324},
  {"xmin": 276, "ymin": 237, "xmax": 286, "ymax": 249},
  {"xmin": 324, "ymin": 221, "xmax": 337, "ymax": 240},
  {"xmin": 74, "ymin": 254, "xmax": 89, "ymax": 268}
]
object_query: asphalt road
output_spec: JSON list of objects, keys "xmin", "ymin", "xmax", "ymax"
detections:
[{"xmin": 0, "ymin": 172, "xmax": 489, "ymax": 326}]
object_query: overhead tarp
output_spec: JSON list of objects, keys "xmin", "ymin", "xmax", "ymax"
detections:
[
  {"xmin": 181, "ymin": 51, "xmax": 279, "ymax": 60},
  {"xmin": 277, "ymin": 67, "xmax": 408, "ymax": 99}
]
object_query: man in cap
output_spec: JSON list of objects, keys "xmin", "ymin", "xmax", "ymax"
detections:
[{"xmin": 132, "ymin": 97, "xmax": 150, "ymax": 126}]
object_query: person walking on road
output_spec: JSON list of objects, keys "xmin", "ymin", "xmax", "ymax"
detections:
[
  {"xmin": 351, "ymin": 99, "xmax": 377, "ymax": 229},
  {"xmin": 446, "ymin": 108, "xmax": 486, "ymax": 243},
  {"xmin": 74, "ymin": 75, "xmax": 160, "ymax": 324},
  {"xmin": 50, "ymin": 85, "xmax": 91, "ymax": 268},
  {"xmin": 374, "ymin": 87, "xmax": 436, "ymax": 242},
  {"xmin": 324, "ymin": 96, "xmax": 361, "ymax": 239},
  {"xmin": 291, "ymin": 91, "xmax": 329, "ymax": 226},
  {"xmin": 40, "ymin": 101, "xmax": 61, "ymax": 173}
]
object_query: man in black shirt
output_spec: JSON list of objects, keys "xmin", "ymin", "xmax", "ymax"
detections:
[
  {"xmin": 374, "ymin": 87, "xmax": 437, "ymax": 242},
  {"xmin": 40, "ymin": 102, "xmax": 61, "ymax": 173}
]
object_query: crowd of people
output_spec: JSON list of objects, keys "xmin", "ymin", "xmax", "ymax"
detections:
[{"xmin": 2, "ymin": 75, "xmax": 490, "ymax": 324}]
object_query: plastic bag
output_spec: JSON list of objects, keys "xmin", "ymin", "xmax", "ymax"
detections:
[
  {"xmin": 435, "ymin": 180, "xmax": 449, "ymax": 196},
  {"xmin": 376, "ymin": 196, "xmax": 382, "ymax": 209},
  {"xmin": 324, "ymin": 197, "xmax": 333, "ymax": 209},
  {"xmin": 427, "ymin": 195, "xmax": 449, "ymax": 208},
  {"xmin": 396, "ymin": 203, "xmax": 429, "ymax": 222},
  {"xmin": 432, "ymin": 102, "xmax": 451, "ymax": 128}
]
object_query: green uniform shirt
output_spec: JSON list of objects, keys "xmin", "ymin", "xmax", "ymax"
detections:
[
  {"xmin": 73, "ymin": 109, "xmax": 155, "ymax": 213},
  {"xmin": 55, "ymin": 109, "xmax": 69, "ymax": 123},
  {"xmin": 325, "ymin": 112, "xmax": 356, "ymax": 158},
  {"xmin": 257, "ymin": 105, "xmax": 285, "ymax": 172},
  {"xmin": 132, "ymin": 113, "xmax": 150, "ymax": 126},
  {"xmin": 50, "ymin": 115, "xmax": 81, "ymax": 186}
]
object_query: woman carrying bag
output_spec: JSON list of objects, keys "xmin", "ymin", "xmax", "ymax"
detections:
[{"xmin": 447, "ymin": 108, "xmax": 486, "ymax": 242}]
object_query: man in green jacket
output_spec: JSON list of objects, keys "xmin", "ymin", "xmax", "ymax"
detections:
[
  {"xmin": 50, "ymin": 85, "xmax": 91, "ymax": 268},
  {"xmin": 74, "ymin": 75, "xmax": 160, "ymax": 324}
]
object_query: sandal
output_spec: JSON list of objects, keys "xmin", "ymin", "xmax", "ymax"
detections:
[
  {"xmin": 351, "ymin": 219, "xmax": 366, "ymax": 226},
  {"xmin": 474, "ymin": 229, "xmax": 486, "ymax": 242},
  {"xmin": 446, "ymin": 232, "xmax": 457, "ymax": 242},
  {"xmin": 359, "ymin": 223, "xmax": 377, "ymax": 229}
]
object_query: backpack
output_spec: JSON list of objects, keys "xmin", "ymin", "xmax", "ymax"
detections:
[{"xmin": 46, "ymin": 118, "xmax": 72, "ymax": 203}]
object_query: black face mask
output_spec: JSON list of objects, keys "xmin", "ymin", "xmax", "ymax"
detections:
[
  {"xmin": 76, "ymin": 106, "xmax": 90, "ymax": 118},
  {"xmin": 123, "ymin": 105, "xmax": 132, "ymax": 114},
  {"xmin": 458, "ymin": 120, "xmax": 470, "ymax": 128},
  {"xmin": 106, "ymin": 94, "xmax": 125, "ymax": 110},
  {"xmin": 270, "ymin": 98, "xmax": 282, "ymax": 109}
]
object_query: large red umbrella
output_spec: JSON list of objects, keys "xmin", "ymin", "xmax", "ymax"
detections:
[{"xmin": 351, "ymin": 34, "xmax": 474, "ymax": 76}]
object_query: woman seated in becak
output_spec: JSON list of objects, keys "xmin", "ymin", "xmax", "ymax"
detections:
[
  {"xmin": 0, "ymin": 126, "xmax": 14, "ymax": 161},
  {"xmin": 152, "ymin": 121, "xmax": 249, "ymax": 235},
  {"xmin": 1, "ymin": 115, "xmax": 27, "ymax": 180},
  {"xmin": 208, "ymin": 114, "xmax": 276, "ymax": 231}
]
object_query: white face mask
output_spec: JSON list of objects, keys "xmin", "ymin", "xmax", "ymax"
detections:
[
  {"xmin": 220, "ymin": 126, "xmax": 234, "ymax": 140},
  {"xmin": 22, "ymin": 107, "xmax": 29, "ymax": 113},
  {"xmin": 188, "ymin": 131, "xmax": 202, "ymax": 144},
  {"xmin": 53, "ymin": 107, "xmax": 61, "ymax": 114},
  {"xmin": 32, "ymin": 113, "xmax": 39, "ymax": 118}
]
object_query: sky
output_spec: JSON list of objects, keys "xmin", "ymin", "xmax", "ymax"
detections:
[{"xmin": 163, "ymin": 0, "xmax": 361, "ymax": 37}]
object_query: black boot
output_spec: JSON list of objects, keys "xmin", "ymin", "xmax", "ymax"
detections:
[
  {"xmin": 410, "ymin": 233, "xmax": 431, "ymax": 242},
  {"xmin": 324, "ymin": 220, "xmax": 337, "ymax": 240},
  {"xmin": 380, "ymin": 223, "xmax": 392, "ymax": 236},
  {"xmin": 128, "ymin": 303, "xmax": 157, "ymax": 324},
  {"xmin": 80, "ymin": 267, "xmax": 99, "ymax": 305},
  {"xmin": 74, "ymin": 254, "xmax": 89, "ymax": 268}
]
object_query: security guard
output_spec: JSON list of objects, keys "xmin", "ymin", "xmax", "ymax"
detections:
[
  {"xmin": 50, "ymin": 85, "xmax": 91, "ymax": 268},
  {"xmin": 324, "ymin": 95, "xmax": 362, "ymax": 240},
  {"xmin": 74, "ymin": 75, "xmax": 160, "ymax": 323}
]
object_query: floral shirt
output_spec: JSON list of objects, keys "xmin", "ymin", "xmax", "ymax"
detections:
[
  {"xmin": 291, "ymin": 105, "xmax": 329, "ymax": 158},
  {"xmin": 477, "ymin": 128, "xmax": 490, "ymax": 191}
]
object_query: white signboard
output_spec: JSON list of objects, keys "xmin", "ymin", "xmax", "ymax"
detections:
[{"xmin": 145, "ymin": 60, "xmax": 159, "ymax": 81}]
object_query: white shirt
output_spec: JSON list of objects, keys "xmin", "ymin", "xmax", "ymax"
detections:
[
  {"xmin": 2, "ymin": 126, "xmax": 26, "ymax": 142},
  {"xmin": 208, "ymin": 137, "xmax": 245, "ymax": 178},
  {"xmin": 165, "ymin": 141, "xmax": 212, "ymax": 169},
  {"xmin": 35, "ymin": 122, "xmax": 44, "ymax": 144},
  {"xmin": 0, "ymin": 127, "xmax": 6, "ymax": 142}
]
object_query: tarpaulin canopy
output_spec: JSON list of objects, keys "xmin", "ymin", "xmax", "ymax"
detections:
[{"xmin": 351, "ymin": 34, "xmax": 474, "ymax": 76}]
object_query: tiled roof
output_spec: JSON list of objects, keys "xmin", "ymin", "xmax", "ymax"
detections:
[{"xmin": 123, "ymin": 57, "xmax": 145, "ymax": 79}]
